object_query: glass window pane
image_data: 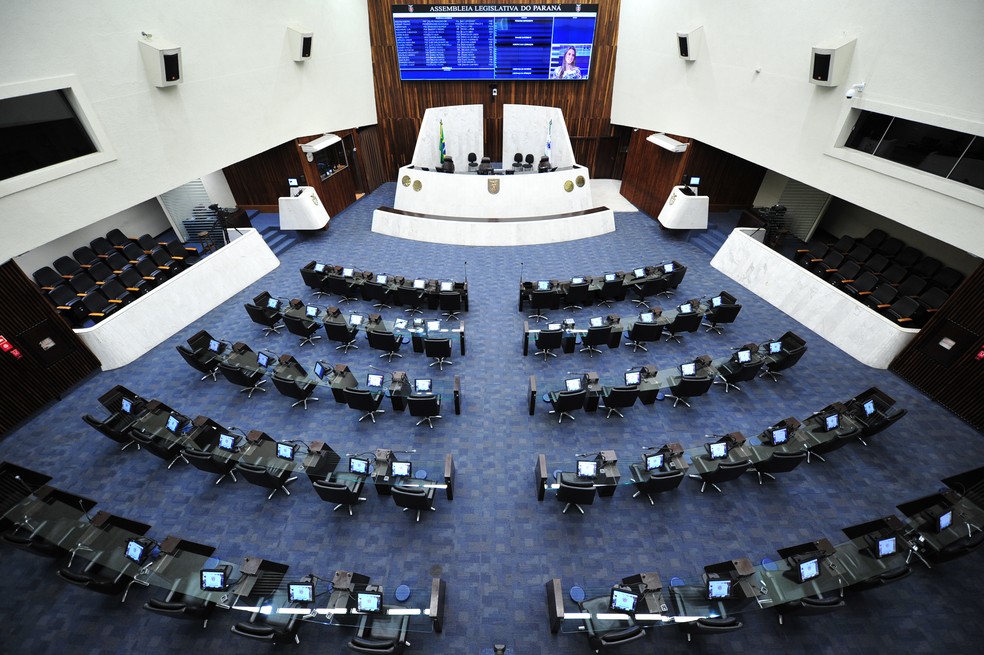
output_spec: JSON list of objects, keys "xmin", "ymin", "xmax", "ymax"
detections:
[
  {"xmin": 874, "ymin": 118, "xmax": 973, "ymax": 175},
  {"xmin": 949, "ymin": 136, "xmax": 984, "ymax": 191},
  {"xmin": 0, "ymin": 90, "xmax": 97, "ymax": 181},
  {"xmin": 845, "ymin": 112, "xmax": 893, "ymax": 153}
]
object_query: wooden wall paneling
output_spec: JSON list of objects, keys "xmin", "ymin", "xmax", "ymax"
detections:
[
  {"xmin": 620, "ymin": 129, "xmax": 690, "ymax": 219},
  {"xmin": 224, "ymin": 141, "xmax": 300, "ymax": 212},
  {"xmin": 683, "ymin": 141, "xmax": 766, "ymax": 212},
  {"xmin": 890, "ymin": 262, "xmax": 984, "ymax": 432},
  {"xmin": 0, "ymin": 260, "xmax": 100, "ymax": 437}
]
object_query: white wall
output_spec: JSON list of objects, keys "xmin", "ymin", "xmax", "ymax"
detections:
[
  {"xmin": 502, "ymin": 104, "xmax": 575, "ymax": 169},
  {"xmin": 0, "ymin": 0, "xmax": 375, "ymax": 262},
  {"xmin": 613, "ymin": 0, "xmax": 984, "ymax": 257},
  {"xmin": 411, "ymin": 105, "xmax": 484, "ymax": 169}
]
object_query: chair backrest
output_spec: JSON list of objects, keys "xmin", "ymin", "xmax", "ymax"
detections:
[
  {"xmin": 312, "ymin": 479, "xmax": 357, "ymax": 504},
  {"xmin": 861, "ymin": 228, "xmax": 887, "ymax": 249},
  {"xmin": 771, "ymin": 345, "xmax": 807, "ymax": 372},
  {"xmin": 535, "ymin": 329, "xmax": 564, "ymax": 348},
  {"xmin": 176, "ymin": 345, "xmax": 214, "ymax": 374},
  {"xmin": 628, "ymin": 320, "xmax": 664, "ymax": 341},
  {"xmin": 709, "ymin": 303, "xmax": 742, "ymax": 324},
  {"xmin": 758, "ymin": 450, "xmax": 808, "ymax": 474},
  {"xmin": 325, "ymin": 320, "xmax": 356, "ymax": 342},
  {"xmin": 283, "ymin": 313, "xmax": 318, "ymax": 336},
  {"xmin": 438, "ymin": 291, "xmax": 462, "ymax": 310},
  {"xmin": 564, "ymin": 282, "xmax": 590, "ymax": 302},
  {"xmin": 670, "ymin": 311, "xmax": 702, "ymax": 333},
  {"xmin": 345, "ymin": 387, "xmax": 380, "ymax": 411},
  {"xmin": 711, "ymin": 460, "xmax": 752, "ymax": 482},
  {"xmin": 583, "ymin": 325, "xmax": 610, "ymax": 345},
  {"xmin": 673, "ymin": 375, "xmax": 714, "ymax": 397},
  {"xmin": 407, "ymin": 394, "xmax": 440, "ymax": 417},
  {"xmin": 423, "ymin": 338, "xmax": 452, "ymax": 357},
  {"xmin": 396, "ymin": 286, "xmax": 422, "ymax": 306},
  {"xmin": 605, "ymin": 386, "xmax": 639, "ymax": 409},
  {"xmin": 245, "ymin": 303, "xmax": 280, "ymax": 327},
  {"xmin": 552, "ymin": 389, "xmax": 587, "ymax": 412},
  {"xmin": 184, "ymin": 449, "xmax": 226, "ymax": 474},
  {"xmin": 392, "ymin": 485, "xmax": 434, "ymax": 510},
  {"xmin": 367, "ymin": 329, "xmax": 400, "ymax": 352},
  {"xmin": 557, "ymin": 479, "xmax": 596, "ymax": 505},
  {"xmin": 642, "ymin": 468, "xmax": 686, "ymax": 493}
]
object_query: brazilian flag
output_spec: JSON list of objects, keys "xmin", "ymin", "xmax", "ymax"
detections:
[{"xmin": 439, "ymin": 120, "xmax": 446, "ymax": 163}]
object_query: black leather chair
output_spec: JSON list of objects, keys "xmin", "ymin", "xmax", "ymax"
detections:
[
  {"xmin": 234, "ymin": 462, "xmax": 297, "ymax": 500},
  {"xmin": 312, "ymin": 475, "xmax": 367, "ymax": 516},
  {"xmin": 775, "ymin": 595, "xmax": 845, "ymax": 625},
  {"xmin": 600, "ymin": 386, "xmax": 638, "ymax": 419},
  {"xmin": 563, "ymin": 282, "xmax": 591, "ymax": 311},
  {"xmin": 527, "ymin": 290, "xmax": 556, "ymax": 323},
  {"xmin": 524, "ymin": 153, "xmax": 535, "ymax": 170},
  {"xmin": 439, "ymin": 291, "xmax": 463, "ymax": 321},
  {"xmin": 129, "ymin": 428, "xmax": 190, "ymax": 470},
  {"xmin": 657, "ymin": 264, "xmax": 687, "ymax": 297},
  {"xmin": 271, "ymin": 372, "xmax": 319, "ymax": 410},
  {"xmin": 556, "ymin": 475, "xmax": 595, "ymax": 514},
  {"xmin": 688, "ymin": 460, "xmax": 751, "ymax": 493},
  {"xmin": 176, "ymin": 344, "xmax": 220, "ymax": 381},
  {"xmin": 713, "ymin": 359, "xmax": 764, "ymax": 393},
  {"xmin": 407, "ymin": 394, "xmax": 442, "ymax": 428},
  {"xmin": 184, "ymin": 448, "xmax": 238, "ymax": 485},
  {"xmin": 396, "ymin": 286, "xmax": 424, "ymax": 315},
  {"xmin": 33, "ymin": 265, "xmax": 66, "ymax": 290},
  {"xmin": 703, "ymin": 302, "xmax": 742, "ymax": 334},
  {"xmin": 325, "ymin": 320, "xmax": 360, "ymax": 352},
  {"xmin": 630, "ymin": 278, "xmax": 668, "ymax": 310},
  {"xmin": 349, "ymin": 611, "xmax": 411, "ymax": 654},
  {"xmin": 624, "ymin": 320, "xmax": 663, "ymax": 352},
  {"xmin": 283, "ymin": 313, "xmax": 323, "ymax": 347},
  {"xmin": 300, "ymin": 262, "xmax": 329, "ymax": 298},
  {"xmin": 597, "ymin": 278, "xmax": 625, "ymax": 307},
  {"xmin": 327, "ymin": 273, "xmax": 359, "ymax": 303},
  {"xmin": 365, "ymin": 281, "xmax": 394, "ymax": 309},
  {"xmin": 467, "ymin": 152, "xmax": 479, "ymax": 171},
  {"xmin": 679, "ymin": 616, "xmax": 743, "ymax": 642},
  {"xmin": 663, "ymin": 310, "xmax": 702, "ymax": 343},
  {"xmin": 231, "ymin": 602, "xmax": 302, "ymax": 644},
  {"xmin": 512, "ymin": 152, "xmax": 523, "ymax": 170},
  {"xmin": 478, "ymin": 156, "xmax": 493, "ymax": 174},
  {"xmin": 931, "ymin": 266, "xmax": 964, "ymax": 292},
  {"xmin": 580, "ymin": 325, "xmax": 610, "ymax": 357},
  {"xmin": 345, "ymin": 388, "xmax": 386, "ymax": 423},
  {"xmin": 795, "ymin": 241, "xmax": 828, "ymax": 267},
  {"xmin": 245, "ymin": 301, "xmax": 284, "ymax": 336},
  {"xmin": 441, "ymin": 155, "xmax": 454, "ymax": 173},
  {"xmin": 424, "ymin": 337, "xmax": 453, "ymax": 369},
  {"xmin": 367, "ymin": 329, "xmax": 406, "ymax": 361},
  {"xmin": 631, "ymin": 467, "xmax": 685, "ymax": 504},
  {"xmin": 665, "ymin": 374, "xmax": 713, "ymax": 408},
  {"xmin": 534, "ymin": 328, "xmax": 564, "ymax": 360},
  {"xmin": 216, "ymin": 361, "xmax": 267, "ymax": 398},
  {"xmin": 548, "ymin": 389, "xmax": 587, "ymax": 423},
  {"xmin": 82, "ymin": 412, "xmax": 140, "ymax": 451},
  {"xmin": 579, "ymin": 594, "xmax": 646, "ymax": 653},
  {"xmin": 749, "ymin": 450, "xmax": 807, "ymax": 484},
  {"xmin": 392, "ymin": 484, "xmax": 436, "ymax": 522},
  {"xmin": 759, "ymin": 338, "xmax": 808, "ymax": 382}
]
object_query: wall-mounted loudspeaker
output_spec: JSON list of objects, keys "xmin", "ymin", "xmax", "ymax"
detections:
[
  {"xmin": 288, "ymin": 26, "xmax": 313, "ymax": 61},
  {"xmin": 138, "ymin": 37, "xmax": 182, "ymax": 87},
  {"xmin": 809, "ymin": 37, "xmax": 856, "ymax": 87},
  {"xmin": 677, "ymin": 26, "xmax": 703, "ymax": 61}
]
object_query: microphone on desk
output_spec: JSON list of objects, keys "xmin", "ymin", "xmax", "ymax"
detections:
[
  {"xmin": 519, "ymin": 262, "xmax": 524, "ymax": 285},
  {"xmin": 574, "ymin": 452, "xmax": 596, "ymax": 458},
  {"xmin": 13, "ymin": 475, "xmax": 34, "ymax": 495},
  {"xmin": 463, "ymin": 261, "xmax": 468, "ymax": 284},
  {"xmin": 78, "ymin": 500, "xmax": 93, "ymax": 523},
  {"xmin": 367, "ymin": 364, "xmax": 392, "ymax": 378}
]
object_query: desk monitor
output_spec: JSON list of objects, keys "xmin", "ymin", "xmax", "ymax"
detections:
[
  {"xmin": 288, "ymin": 582, "xmax": 315, "ymax": 604},
  {"xmin": 823, "ymin": 413, "xmax": 840, "ymax": 432},
  {"xmin": 547, "ymin": 323, "xmax": 562, "ymax": 331},
  {"xmin": 375, "ymin": 274, "xmax": 387, "ymax": 284},
  {"xmin": 572, "ymin": 276, "xmax": 585, "ymax": 284},
  {"xmin": 313, "ymin": 361, "xmax": 327, "ymax": 380},
  {"xmin": 349, "ymin": 456, "xmax": 370, "ymax": 475},
  {"xmin": 565, "ymin": 377, "xmax": 583, "ymax": 392},
  {"xmin": 266, "ymin": 297, "xmax": 280, "ymax": 310},
  {"xmin": 563, "ymin": 318, "xmax": 576, "ymax": 328},
  {"xmin": 414, "ymin": 378, "xmax": 432, "ymax": 394},
  {"xmin": 124, "ymin": 538, "xmax": 151, "ymax": 565},
  {"xmin": 875, "ymin": 535, "xmax": 897, "ymax": 558},
  {"xmin": 276, "ymin": 442, "xmax": 295, "ymax": 461},
  {"xmin": 256, "ymin": 351, "xmax": 272, "ymax": 368},
  {"xmin": 305, "ymin": 305, "xmax": 318, "ymax": 318},
  {"xmin": 165, "ymin": 414, "xmax": 181, "ymax": 433},
  {"xmin": 342, "ymin": 267, "xmax": 354, "ymax": 278},
  {"xmin": 121, "ymin": 397, "xmax": 133, "ymax": 414},
  {"xmin": 862, "ymin": 399, "xmax": 877, "ymax": 417},
  {"xmin": 768, "ymin": 340, "xmax": 783, "ymax": 354},
  {"xmin": 707, "ymin": 578, "xmax": 732, "ymax": 600},
  {"xmin": 680, "ymin": 362, "xmax": 697, "ymax": 377},
  {"xmin": 313, "ymin": 263, "xmax": 326, "ymax": 273},
  {"xmin": 798, "ymin": 557, "xmax": 821, "ymax": 583},
  {"xmin": 288, "ymin": 177, "xmax": 299, "ymax": 187},
  {"xmin": 427, "ymin": 320, "xmax": 441, "ymax": 331},
  {"xmin": 576, "ymin": 459, "xmax": 598, "ymax": 478},
  {"xmin": 391, "ymin": 460, "xmax": 412, "ymax": 478},
  {"xmin": 218, "ymin": 434, "xmax": 236, "ymax": 452},
  {"xmin": 639, "ymin": 311, "xmax": 655, "ymax": 323},
  {"xmin": 356, "ymin": 591, "xmax": 383, "ymax": 614},
  {"xmin": 608, "ymin": 587, "xmax": 639, "ymax": 614},
  {"xmin": 736, "ymin": 349, "xmax": 752, "ymax": 364},
  {"xmin": 208, "ymin": 338, "xmax": 222, "ymax": 353},
  {"xmin": 633, "ymin": 267, "xmax": 646, "ymax": 278},
  {"xmin": 688, "ymin": 176, "xmax": 701, "ymax": 187},
  {"xmin": 200, "ymin": 568, "xmax": 227, "ymax": 591},
  {"xmin": 440, "ymin": 280, "xmax": 454, "ymax": 292},
  {"xmin": 707, "ymin": 441, "xmax": 729, "ymax": 460},
  {"xmin": 937, "ymin": 509, "xmax": 953, "ymax": 532},
  {"xmin": 604, "ymin": 273, "xmax": 617, "ymax": 282},
  {"xmin": 366, "ymin": 373, "xmax": 384, "ymax": 390},
  {"xmin": 645, "ymin": 452, "xmax": 664, "ymax": 471},
  {"xmin": 711, "ymin": 295, "xmax": 723, "ymax": 307},
  {"xmin": 769, "ymin": 426, "xmax": 789, "ymax": 446},
  {"xmin": 663, "ymin": 262, "xmax": 675, "ymax": 273},
  {"xmin": 536, "ymin": 280, "xmax": 551, "ymax": 291},
  {"xmin": 394, "ymin": 318, "xmax": 408, "ymax": 331},
  {"xmin": 413, "ymin": 278, "xmax": 426, "ymax": 289},
  {"xmin": 625, "ymin": 370, "xmax": 642, "ymax": 386},
  {"xmin": 589, "ymin": 316, "xmax": 604, "ymax": 327},
  {"xmin": 678, "ymin": 303, "xmax": 693, "ymax": 313},
  {"xmin": 350, "ymin": 313, "xmax": 364, "ymax": 326}
]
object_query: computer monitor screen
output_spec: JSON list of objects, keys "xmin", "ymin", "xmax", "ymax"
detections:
[
  {"xmin": 257, "ymin": 352, "xmax": 271, "ymax": 368},
  {"xmin": 305, "ymin": 305, "xmax": 318, "ymax": 318},
  {"xmin": 639, "ymin": 311, "xmax": 654, "ymax": 323},
  {"xmin": 572, "ymin": 276, "xmax": 585, "ymax": 284},
  {"xmin": 166, "ymin": 415, "xmax": 180, "ymax": 433},
  {"xmin": 604, "ymin": 273, "xmax": 616, "ymax": 282},
  {"xmin": 625, "ymin": 371, "xmax": 641, "ymax": 386},
  {"xmin": 707, "ymin": 578, "xmax": 732, "ymax": 600},
  {"xmin": 536, "ymin": 280, "xmax": 550, "ymax": 291},
  {"xmin": 681, "ymin": 362, "xmax": 697, "ymax": 376},
  {"xmin": 356, "ymin": 591, "xmax": 383, "ymax": 614},
  {"xmin": 824, "ymin": 413, "xmax": 840, "ymax": 431},
  {"xmin": 645, "ymin": 452, "xmax": 664, "ymax": 471},
  {"xmin": 124, "ymin": 539, "xmax": 147, "ymax": 564},
  {"xmin": 663, "ymin": 262, "xmax": 674, "ymax": 273},
  {"xmin": 576, "ymin": 459, "xmax": 598, "ymax": 478},
  {"xmin": 349, "ymin": 457, "xmax": 370, "ymax": 475},
  {"xmin": 938, "ymin": 509, "xmax": 953, "ymax": 532},
  {"xmin": 427, "ymin": 320, "xmax": 441, "ymax": 331},
  {"xmin": 440, "ymin": 281, "xmax": 454, "ymax": 292},
  {"xmin": 547, "ymin": 323, "xmax": 562, "ymax": 331},
  {"xmin": 689, "ymin": 176, "xmax": 701, "ymax": 186},
  {"xmin": 414, "ymin": 378, "xmax": 432, "ymax": 394},
  {"xmin": 314, "ymin": 263, "xmax": 326, "ymax": 273},
  {"xmin": 288, "ymin": 582, "xmax": 315, "ymax": 603},
  {"xmin": 121, "ymin": 397, "xmax": 133, "ymax": 414},
  {"xmin": 608, "ymin": 588, "xmax": 639, "ymax": 613},
  {"xmin": 876, "ymin": 536, "xmax": 897, "ymax": 558},
  {"xmin": 678, "ymin": 303, "xmax": 693, "ymax": 313},
  {"xmin": 366, "ymin": 373, "xmax": 384, "ymax": 389},
  {"xmin": 413, "ymin": 278, "xmax": 426, "ymax": 289},
  {"xmin": 712, "ymin": 296, "xmax": 723, "ymax": 308},
  {"xmin": 863, "ymin": 399, "xmax": 876, "ymax": 417},
  {"xmin": 799, "ymin": 558, "xmax": 821, "ymax": 583},
  {"xmin": 394, "ymin": 318, "xmax": 408, "ymax": 331},
  {"xmin": 218, "ymin": 434, "xmax": 236, "ymax": 452},
  {"xmin": 350, "ymin": 313, "xmax": 364, "ymax": 326},
  {"xmin": 208, "ymin": 338, "xmax": 221, "ymax": 353},
  {"xmin": 708, "ymin": 442, "xmax": 728, "ymax": 460},
  {"xmin": 769, "ymin": 341, "xmax": 783, "ymax": 354},
  {"xmin": 288, "ymin": 177, "xmax": 299, "ymax": 187},
  {"xmin": 276, "ymin": 442, "xmax": 294, "ymax": 461},
  {"xmin": 314, "ymin": 361, "xmax": 326, "ymax": 380},
  {"xmin": 589, "ymin": 316, "xmax": 604, "ymax": 327},
  {"xmin": 565, "ymin": 377, "xmax": 582, "ymax": 392},
  {"xmin": 770, "ymin": 427, "xmax": 788, "ymax": 446},
  {"xmin": 633, "ymin": 267, "xmax": 646, "ymax": 278},
  {"xmin": 200, "ymin": 568, "xmax": 226, "ymax": 591},
  {"xmin": 375, "ymin": 274, "xmax": 387, "ymax": 284},
  {"xmin": 391, "ymin": 461, "xmax": 411, "ymax": 477},
  {"xmin": 342, "ymin": 267, "xmax": 354, "ymax": 277},
  {"xmin": 266, "ymin": 297, "xmax": 280, "ymax": 309},
  {"xmin": 737, "ymin": 349, "xmax": 752, "ymax": 364}
]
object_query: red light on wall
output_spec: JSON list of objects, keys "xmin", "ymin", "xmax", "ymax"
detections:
[
  {"xmin": 976, "ymin": 350, "xmax": 984, "ymax": 361},
  {"xmin": 0, "ymin": 341, "xmax": 11, "ymax": 353},
  {"xmin": 10, "ymin": 348, "xmax": 22, "ymax": 359}
]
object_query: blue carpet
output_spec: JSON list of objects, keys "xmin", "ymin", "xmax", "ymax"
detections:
[{"xmin": 1, "ymin": 183, "xmax": 982, "ymax": 654}]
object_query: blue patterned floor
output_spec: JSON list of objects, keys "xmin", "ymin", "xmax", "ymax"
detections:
[{"xmin": 1, "ymin": 183, "xmax": 982, "ymax": 654}]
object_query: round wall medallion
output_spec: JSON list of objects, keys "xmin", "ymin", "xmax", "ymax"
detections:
[
  {"xmin": 564, "ymin": 180, "xmax": 574, "ymax": 192},
  {"xmin": 412, "ymin": 180, "xmax": 422, "ymax": 192},
  {"xmin": 575, "ymin": 175, "xmax": 585, "ymax": 187},
  {"xmin": 401, "ymin": 175, "xmax": 411, "ymax": 187}
]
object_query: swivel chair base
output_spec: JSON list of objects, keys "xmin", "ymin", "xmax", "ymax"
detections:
[
  {"xmin": 631, "ymin": 299, "xmax": 652, "ymax": 310},
  {"xmin": 403, "ymin": 506, "xmax": 436, "ymax": 522},
  {"xmin": 753, "ymin": 470, "xmax": 776, "ymax": 485},
  {"xmin": 758, "ymin": 369, "xmax": 783, "ymax": 382},
  {"xmin": 372, "ymin": 302, "xmax": 392, "ymax": 310},
  {"xmin": 121, "ymin": 441, "xmax": 140, "ymax": 452},
  {"xmin": 625, "ymin": 340, "xmax": 648, "ymax": 352},
  {"xmin": 563, "ymin": 303, "xmax": 582, "ymax": 311},
  {"xmin": 297, "ymin": 334, "xmax": 322, "ymax": 347},
  {"xmin": 806, "ymin": 450, "xmax": 827, "ymax": 464},
  {"xmin": 167, "ymin": 452, "xmax": 189, "ymax": 470},
  {"xmin": 702, "ymin": 321, "xmax": 726, "ymax": 334},
  {"xmin": 689, "ymin": 474, "xmax": 722, "ymax": 493},
  {"xmin": 333, "ymin": 498, "xmax": 367, "ymax": 516},
  {"xmin": 239, "ymin": 379, "xmax": 268, "ymax": 399},
  {"xmin": 528, "ymin": 312, "xmax": 547, "ymax": 323},
  {"xmin": 404, "ymin": 306, "xmax": 423, "ymax": 316},
  {"xmin": 664, "ymin": 393, "xmax": 691, "ymax": 408},
  {"xmin": 562, "ymin": 502, "xmax": 586, "ymax": 514},
  {"xmin": 267, "ymin": 476, "xmax": 297, "ymax": 500},
  {"xmin": 656, "ymin": 289, "xmax": 675, "ymax": 298},
  {"xmin": 429, "ymin": 357, "xmax": 453, "ymax": 370},
  {"xmin": 215, "ymin": 470, "xmax": 238, "ymax": 485},
  {"xmin": 359, "ymin": 409, "xmax": 386, "ymax": 423},
  {"xmin": 378, "ymin": 352, "xmax": 403, "ymax": 361},
  {"xmin": 199, "ymin": 367, "xmax": 219, "ymax": 381},
  {"xmin": 548, "ymin": 410, "xmax": 576, "ymax": 424},
  {"xmin": 415, "ymin": 415, "xmax": 443, "ymax": 429},
  {"xmin": 632, "ymin": 490, "xmax": 656, "ymax": 505},
  {"xmin": 664, "ymin": 333, "xmax": 684, "ymax": 344},
  {"xmin": 597, "ymin": 299, "xmax": 615, "ymax": 308},
  {"xmin": 579, "ymin": 345, "xmax": 602, "ymax": 357},
  {"xmin": 604, "ymin": 407, "xmax": 624, "ymax": 419},
  {"xmin": 335, "ymin": 340, "xmax": 359, "ymax": 353},
  {"xmin": 262, "ymin": 321, "xmax": 285, "ymax": 336},
  {"xmin": 713, "ymin": 377, "xmax": 741, "ymax": 393},
  {"xmin": 443, "ymin": 311, "xmax": 461, "ymax": 322},
  {"xmin": 534, "ymin": 348, "xmax": 557, "ymax": 360},
  {"xmin": 337, "ymin": 295, "xmax": 358, "ymax": 304},
  {"xmin": 291, "ymin": 396, "xmax": 319, "ymax": 410}
]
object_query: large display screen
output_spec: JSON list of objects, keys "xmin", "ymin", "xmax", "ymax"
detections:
[{"xmin": 393, "ymin": 4, "xmax": 598, "ymax": 81}]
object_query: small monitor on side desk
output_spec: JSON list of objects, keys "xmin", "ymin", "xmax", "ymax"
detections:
[
  {"xmin": 314, "ymin": 263, "xmax": 326, "ymax": 273},
  {"xmin": 769, "ymin": 340, "xmax": 783, "ymax": 354},
  {"xmin": 707, "ymin": 578, "xmax": 732, "ymax": 600},
  {"xmin": 277, "ymin": 442, "xmax": 295, "ymax": 461},
  {"xmin": 366, "ymin": 373, "xmax": 384, "ymax": 390},
  {"xmin": 937, "ymin": 509, "xmax": 953, "ymax": 533},
  {"xmin": 218, "ymin": 434, "xmax": 237, "ymax": 452},
  {"xmin": 305, "ymin": 305, "xmax": 318, "ymax": 318},
  {"xmin": 313, "ymin": 361, "xmax": 327, "ymax": 380},
  {"xmin": 208, "ymin": 338, "xmax": 222, "ymax": 353},
  {"xmin": 736, "ymin": 349, "xmax": 752, "ymax": 364},
  {"xmin": 414, "ymin": 378, "xmax": 432, "ymax": 394},
  {"xmin": 427, "ymin": 320, "xmax": 441, "ymax": 332},
  {"xmin": 572, "ymin": 276, "xmax": 585, "ymax": 284},
  {"xmin": 350, "ymin": 313, "xmax": 364, "ymax": 327},
  {"xmin": 356, "ymin": 591, "xmax": 383, "ymax": 614},
  {"xmin": 633, "ymin": 267, "xmax": 646, "ymax": 279},
  {"xmin": 349, "ymin": 456, "xmax": 370, "ymax": 475},
  {"xmin": 165, "ymin": 414, "xmax": 182, "ymax": 433},
  {"xmin": 678, "ymin": 303, "xmax": 693, "ymax": 313},
  {"xmin": 862, "ymin": 399, "xmax": 877, "ymax": 417},
  {"xmin": 663, "ymin": 262, "xmax": 675, "ymax": 274},
  {"xmin": 589, "ymin": 316, "xmax": 604, "ymax": 327},
  {"xmin": 625, "ymin": 370, "xmax": 641, "ymax": 386},
  {"xmin": 604, "ymin": 273, "xmax": 617, "ymax": 282},
  {"xmin": 547, "ymin": 323, "xmax": 562, "ymax": 331},
  {"xmin": 536, "ymin": 280, "xmax": 551, "ymax": 291},
  {"xmin": 707, "ymin": 441, "xmax": 729, "ymax": 460},
  {"xmin": 639, "ymin": 311, "xmax": 655, "ymax": 323},
  {"xmin": 121, "ymin": 397, "xmax": 133, "ymax": 414},
  {"xmin": 875, "ymin": 535, "xmax": 897, "ymax": 558},
  {"xmin": 288, "ymin": 177, "xmax": 299, "ymax": 187},
  {"xmin": 200, "ymin": 568, "xmax": 227, "ymax": 591},
  {"xmin": 391, "ymin": 460, "xmax": 412, "ymax": 478},
  {"xmin": 267, "ymin": 297, "xmax": 280, "ymax": 310},
  {"xmin": 256, "ymin": 352, "xmax": 272, "ymax": 368},
  {"xmin": 608, "ymin": 587, "xmax": 639, "ymax": 614},
  {"xmin": 375, "ymin": 274, "xmax": 388, "ymax": 284},
  {"xmin": 680, "ymin": 362, "xmax": 697, "ymax": 377},
  {"xmin": 822, "ymin": 413, "xmax": 840, "ymax": 432},
  {"xmin": 645, "ymin": 452, "xmax": 664, "ymax": 471},
  {"xmin": 342, "ymin": 267, "xmax": 354, "ymax": 278},
  {"xmin": 577, "ymin": 459, "xmax": 598, "ymax": 478},
  {"xmin": 711, "ymin": 295, "xmax": 723, "ymax": 307},
  {"xmin": 413, "ymin": 278, "xmax": 426, "ymax": 290},
  {"xmin": 798, "ymin": 557, "xmax": 821, "ymax": 583},
  {"xmin": 124, "ymin": 538, "xmax": 153, "ymax": 565},
  {"xmin": 565, "ymin": 377, "xmax": 583, "ymax": 392},
  {"xmin": 440, "ymin": 281, "xmax": 454, "ymax": 292},
  {"xmin": 288, "ymin": 582, "xmax": 315, "ymax": 604},
  {"xmin": 769, "ymin": 427, "xmax": 789, "ymax": 446}
]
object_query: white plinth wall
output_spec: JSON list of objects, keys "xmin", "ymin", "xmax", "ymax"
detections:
[
  {"xmin": 711, "ymin": 228, "xmax": 919, "ymax": 369},
  {"xmin": 278, "ymin": 186, "xmax": 330, "ymax": 230},
  {"xmin": 657, "ymin": 186, "xmax": 709, "ymax": 229}
]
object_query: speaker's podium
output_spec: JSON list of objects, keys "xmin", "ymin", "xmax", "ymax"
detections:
[
  {"xmin": 278, "ymin": 186, "xmax": 330, "ymax": 230},
  {"xmin": 656, "ymin": 186, "xmax": 709, "ymax": 230}
]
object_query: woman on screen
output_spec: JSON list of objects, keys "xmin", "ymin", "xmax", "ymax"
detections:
[{"xmin": 550, "ymin": 46, "xmax": 582, "ymax": 79}]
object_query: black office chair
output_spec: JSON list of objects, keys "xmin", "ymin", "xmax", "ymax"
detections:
[
  {"xmin": 524, "ymin": 153, "xmax": 535, "ymax": 170},
  {"xmin": 679, "ymin": 616, "xmax": 743, "ymax": 642},
  {"xmin": 271, "ymin": 373, "xmax": 319, "ymax": 410},
  {"xmin": 533, "ymin": 328, "xmax": 564, "ymax": 360},
  {"xmin": 579, "ymin": 594, "xmax": 646, "ymax": 653},
  {"xmin": 601, "ymin": 386, "xmax": 638, "ymax": 419},
  {"xmin": 658, "ymin": 264, "xmax": 687, "ymax": 297},
  {"xmin": 665, "ymin": 374, "xmax": 713, "ymax": 408},
  {"xmin": 283, "ymin": 313, "xmax": 323, "ymax": 347},
  {"xmin": 82, "ymin": 412, "xmax": 140, "ymax": 451},
  {"xmin": 300, "ymin": 262, "xmax": 329, "ymax": 298},
  {"xmin": 713, "ymin": 359, "xmax": 764, "ymax": 393},
  {"xmin": 512, "ymin": 152, "xmax": 523, "ymax": 170},
  {"xmin": 365, "ymin": 280, "xmax": 394, "ymax": 309},
  {"xmin": 548, "ymin": 389, "xmax": 587, "ymax": 423},
  {"xmin": 441, "ymin": 155, "xmax": 454, "ymax": 174},
  {"xmin": 392, "ymin": 484, "xmax": 437, "ymax": 522},
  {"xmin": 467, "ymin": 152, "xmax": 479, "ymax": 171},
  {"xmin": 749, "ymin": 451, "xmax": 807, "ymax": 484},
  {"xmin": 663, "ymin": 311, "xmax": 702, "ymax": 343},
  {"xmin": 703, "ymin": 303, "xmax": 742, "ymax": 334},
  {"xmin": 759, "ymin": 343, "xmax": 808, "ymax": 382},
  {"xmin": 775, "ymin": 595, "xmax": 845, "ymax": 625},
  {"xmin": 230, "ymin": 603, "xmax": 302, "ymax": 644},
  {"xmin": 129, "ymin": 429, "xmax": 190, "ymax": 470},
  {"xmin": 327, "ymin": 273, "xmax": 359, "ymax": 303},
  {"xmin": 630, "ymin": 278, "xmax": 668, "ymax": 309},
  {"xmin": 57, "ymin": 557, "xmax": 136, "ymax": 597},
  {"xmin": 527, "ymin": 290, "xmax": 556, "ymax": 323},
  {"xmin": 367, "ymin": 329, "xmax": 406, "ymax": 362},
  {"xmin": 688, "ymin": 460, "xmax": 751, "ymax": 493},
  {"xmin": 624, "ymin": 321, "xmax": 663, "ymax": 352},
  {"xmin": 345, "ymin": 388, "xmax": 386, "ymax": 423},
  {"xmin": 424, "ymin": 337, "xmax": 453, "ymax": 369},
  {"xmin": 556, "ymin": 475, "xmax": 595, "ymax": 514},
  {"xmin": 325, "ymin": 320, "xmax": 360, "ymax": 352},
  {"xmin": 597, "ymin": 278, "xmax": 625, "ymax": 307},
  {"xmin": 563, "ymin": 282, "xmax": 591, "ymax": 311},
  {"xmin": 396, "ymin": 286, "xmax": 425, "ymax": 315},
  {"xmin": 349, "ymin": 610, "xmax": 411, "ymax": 654},
  {"xmin": 244, "ymin": 302, "xmax": 284, "ymax": 336},
  {"xmin": 630, "ymin": 468, "xmax": 685, "ymax": 504},
  {"xmin": 478, "ymin": 157, "xmax": 493, "ymax": 174},
  {"xmin": 407, "ymin": 393, "xmax": 442, "ymax": 428},
  {"xmin": 439, "ymin": 291, "xmax": 463, "ymax": 321},
  {"xmin": 176, "ymin": 344, "xmax": 220, "ymax": 381},
  {"xmin": 32, "ymin": 265, "xmax": 65, "ymax": 290},
  {"xmin": 216, "ymin": 362, "xmax": 267, "ymax": 398},
  {"xmin": 312, "ymin": 476, "xmax": 367, "ymax": 516},
  {"xmin": 183, "ymin": 448, "xmax": 238, "ymax": 485},
  {"xmin": 234, "ymin": 462, "xmax": 297, "ymax": 500},
  {"xmin": 144, "ymin": 588, "xmax": 218, "ymax": 628},
  {"xmin": 579, "ymin": 325, "xmax": 610, "ymax": 357}
]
